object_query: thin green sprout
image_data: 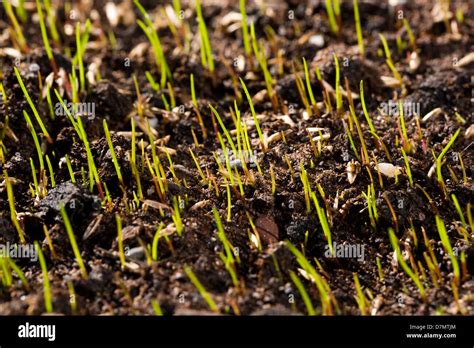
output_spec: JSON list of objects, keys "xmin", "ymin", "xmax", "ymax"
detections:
[
  {"xmin": 4, "ymin": 171, "xmax": 26, "ymax": 243},
  {"xmin": 2, "ymin": 0, "xmax": 28, "ymax": 51},
  {"xmin": 116, "ymin": 214, "xmax": 125, "ymax": 268},
  {"xmin": 436, "ymin": 129, "xmax": 460, "ymax": 188},
  {"xmin": 195, "ymin": 0, "xmax": 214, "ymax": 72},
  {"xmin": 240, "ymin": 78, "xmax": 266, "ymax": 152},
  {"xmin": 14, "ymin": 67, "xmax": 52, "ymax": 143},
  {"xmin": 388, "ymin": 228, "xmax": 426, "ymax": 301},
  {"xmin": 289, "ymin": 270, "xmax": 316, "ymax": 315},
  {"xmin": 152, "ymin": 223, "xmax": 164, "ymax": 261},
  {"xmin": 325, "ymin": 0, "xmax": 339, "ymax": 34},
  {"xmin": 184, "ymin": 265, "xmax": 219, "ymax": 313},
  {"xmin": 35, "ymin": 0, "xmax": 54, "ymax": 65},
  {"xmin": 401, "ymin": 148, "xmax": 413, "ymax": 187},
  {"xmin": 435, "ymin": 215, "xmax": 460, "ymax": 284},
  {"xmin": 103, "ymin": 119, "xmax": 124, "ymax": 187},
  {"xmin": 451, "ymin": 194, "xmax": 467, "ymax": 227},
  {"xmin": 60, "ymin": 205, "xmax": 88, "ymax": 279},
  {"xmin": 311, "ymin": 192, "xmax": 333, "ymax": 256},
  {"xmin": 35, "ymin": 241, "xmax": 53, "ymax": 313},
  {"xmin": 353, "ymin": 0, "xmax": 365, "ymax": 56},
  {"xmin": 172, "ymin": 196, "xmax": 183, "ymax": 236}
]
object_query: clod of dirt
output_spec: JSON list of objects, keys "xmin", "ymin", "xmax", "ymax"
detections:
[{"xmin": 38, "ymin": 182, "xmax": 100, "ymax": 233}]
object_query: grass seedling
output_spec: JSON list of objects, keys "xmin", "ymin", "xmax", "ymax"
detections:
[
  {"xmin": 362, "ymin": 184, "xmax": 378, "ymax": 229},
  {"xmin": 401, "ymin": 148, "xmax": 413, "ymax": 187},
  {"xmin": 4, "ymin": 171, "xmax": 26, "ymax": 243},
  {"xmin": 451, "ymin": 194, "xmax": 467, "ymax": 227},
  {"xmin": 359, "ymin": 81, "xmax": 377, "ymax": 135},
  {"xmin": 311, "ymin": 192, "xmax": 333, "ymax": 256},
  {"xmin": 151, "ymin": 299, "xmax": 163, "ymax": 315},
  {"xmin": 303, "ymin": 58, "xmax": 319, "ymax": 115},
  {"xmin": 435, "ymin": 215, "xmax": 460, "ymax": 284},
  {"xmin": 300, "ymin": 163, "xmax": 312, "ymax": 213},
  {"xmin": 379, "ymin": 34, "xmax": 403, "ymax": 86},
  {"xmin": 269, "ymin": 163, "xmax": 276, "ymax": 195},
  {"xmin": 184, "ymin": 265, "xmax": 219, "ymax": 313},
  {"xmin": 189, "ymin": 148, "xmax": 206, "ymax": 182},
  {"xmin": 213, "ymin": 207, "xmax": 240, "ymax": 286},
  {"xmin": 44, "ymin": 0, "xmax": 60, "ymax": 45},
  {"xmin": 286, "ymin": 241, "xmax": 337, "ymax": 315},
  {"xmin": 353, "ymin": 273, "xmax": 369, "ymax": 315},
  {"xmin": 353, "ymin": 0, "xmax": 365, "ymax": 56},
  {"xmin": 6, "ymin": 257, "xmax": 29, "ymax": 289},
  {"xmin": 348, "ymin": 105, "xmax": 369, "ymax": 164},
  {"xmin": 436, "ymin": 129, "xmax": 460, "ymax": 190},
  {"xmin": 130, "ymin": 118, "xmax": 143, "ymax": 199},
  {"xmin": 289, "ymin": 270, "xmax": 316, "ymax": 315},
  {"xmin": 398, "ymin": 100, "xmax": 413, "ymax": 155},
  {"xmin": 23, "ymin": 111, "xmax": 45, "ymax": 181},
  {"xmin": 250, "ymin": 24, "xmax": 277, "ymax": 110},
  {"xmin": 190, "ymin": 74, "xmax": 207, "ymax": 139},
  {"xmin": 103, "ymin": 119, "xmax": 124, "ymax": 188},
  {"xmin": 35, "ymin": 241, "xmax": 53, "ymax": 313},
  {"xmin": 172, "ymin": 196, "xmax": 183, "ymax": 236},
  {"xmin": 325, "ymin": 0, "xmax": 339, "ymax": 34},
  {"xmin": 65, "ymin": 154, "xmax": 76, "ymax": 183},
  {"xmin": 116, "ymin": 214, "xmax": 125, "ymax": 268},
  {"xmin": 240, "ymin": 78, "xmax": 266, "ymax": 152},
  {"xmin": 388, "ymin": 228, "xmax": 426, "ymax": 301},
  {"xmin": 60, "ymin": 205, "xmax": 88, "ymax": 279},
  {"xmin": 195, "ymin": 0, "xmax": 214, "ymax": 73},
  {"xmin": 45, "ymin": 155, "xmax": 55, "ymax": 188},
  {"xmin": 151, "ymin": 223, "xmax": 164, "ymax": 261},
  {"xmin": 240, "ymin": 0, "xmax": 251, "ymax": 57},
  {"xmin": 135, "ymin": 0, "xmax": 170, "ymax": 88},
  {"xmin": 2, "ymin": 0, "xmax": 28, "ymax": 52},
  {"xmin": 403, "ymin": 19, "xmax": 417, "ymax": 52},
  {"xmin": 333, "ymin": 54, "xmax": 342, "ymax": 114},
  {"xmin": 14, "ymin": 67, "xmax": 52, "ymax": 143},
  {"xmin": 36, "ymin": 0, "xmax": 56, "ymax": 72},
  {"xmin": 75, "ymin": 20, "xmax": 92, "ymax": 93}
]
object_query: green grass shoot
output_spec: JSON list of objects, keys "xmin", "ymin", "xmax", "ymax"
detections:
[
  {"xmin": 184, "ymin": 265, "xmax": 219, "ymax": 313},
  {"xmin": 435, "ymin": 215, "xmax": 460, "ymax": 284},
  {"xmin": 388, "ymin": 228, "xmax": 426, "ymax": 301},
  {"xmin": 2, "ymin": 0, "xmax": 28, "ymax": 52},
  {"xmin": 436, "ymin": 129, "xmax": 460, "ymax": 189},
  {"xmin": 195, "ymin": 0, "xmax": 214, "ymax": 72},
  {"xmin": 285, "ymin": 241, "xmax": 336, "ymax": 315},
  {"xmin": 353, "ymin": 0, "xmax": 365, "ymax": 56},
  {"xmin": 240, "ymin": 78, "xmax": 266, "ymax": 152},
  {"xmin": 14, "ymin": 67, "xmax": 52, "ymax": 143},
  {"xmin": 116, "ymin": 214, "xmax": 125, "ymax": 268},
  {"xmin": 239, "ymin": 0, "xmax": 251, "ymax": 56},
  {"xmin": 60, "ymin": 204, "xmax": 88, "ymax": 279},
  {"xmin": 35, "ymin": 241, "xmax": 53, "ymax": 313},
  {"xmin": 35, "ymin": 0, "xmax": 55, "ymax": 69},
  {"xmin": 311, "ymin": 192, "xmax": 333, "ymax": 256},
  {"xmin": 4, "ymin": 171, "xmax": 26, "ymax": 243},
  {"xmin": 325, "ymin": 0, "xmax": 339, "ymax": 34},
  {"xmin": 333, "ymin": 53, "xmax": 342, "ymax": 113},
  {"xmin": 103, "ymin": 119, "xmax": 124, "ymax": 187},
  {"xmin": 401, "ymin": 148, "xmax": 413, "ymax": 187},
  {"xmin": 172, "ymin": 196, "xmax": 183, "ymax": 236},
  {"xmin": 289, "ymin": 270, "xmax": 316, "ymax": 315},
  {"xmin": 135, "ymin": 0, "xmax": 170, "ymax": 87}
]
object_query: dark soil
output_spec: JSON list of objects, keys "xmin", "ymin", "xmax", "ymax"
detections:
[{"xmin": 0, "ymin": 0, "xmax": 473, "ymax": 316}]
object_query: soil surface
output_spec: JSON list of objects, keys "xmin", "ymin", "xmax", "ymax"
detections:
[{"xmin": 0, "ymin": 0, "xmax": 473, "ymax": 315}]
